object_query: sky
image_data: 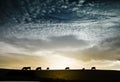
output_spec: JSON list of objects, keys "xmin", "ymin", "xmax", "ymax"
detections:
[{"xmin": 0, "ymin": 0, "xmax": 120, "ymax": 70}]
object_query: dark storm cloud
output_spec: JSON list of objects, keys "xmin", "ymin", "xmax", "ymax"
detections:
[
  {"xmin": 0, "ymin": 35, "xmax": 88, "ymax": 53},
  {"xmin": 0, "ymin": 0, "xmax": 120, "ymax": 70},
  {"xmin": 0, "ymin": 31, "xmax": 120, "ymax": 61},
  {"xmin": 49, "ymin": 35, "xmax": 88, "ymax": 48},
  {"xmin": 59, "ymin": 36, "xmax": 120, "ymax": 61},
  {"xmin": 100, "ymin": 37, "xmax": 120, "ymax": 50},
  {"xmin": 1, "ymin": 0, "xmax": 119, "ymax": 25},
  {"xmin": 0, "ymin": 37, "xmax": 47, "ymax": 51},
  {"xmin": 0, "ymin": 0, "xmax": 83, "ymax": 24}
]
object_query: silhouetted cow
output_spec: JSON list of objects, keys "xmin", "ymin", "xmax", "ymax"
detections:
[
  {"xmin": 36, "ymin": 67, "xmax": 42, "ymax": 70},
  {"xmin": 82, "ymin": 68, "xmax": 85, "ymax": 71},
  {"xmin": 22, "ymin": 67, "xmax": 31, "ymax": 70},
  {"xmin": 65, "ymin": 67, "xmax": 70, "ymax": 70},
  {"xmin": 91, "ymin": 67, "xmax": 96, "ymax": 70},
  {"xmin": 46, "ymin": 67, "xmax": 49, "ymax": 70}
]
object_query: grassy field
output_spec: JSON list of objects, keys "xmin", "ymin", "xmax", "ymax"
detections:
[{"xmin": 0, "ymin": 69, "xmax": 120, "ymax": 82}]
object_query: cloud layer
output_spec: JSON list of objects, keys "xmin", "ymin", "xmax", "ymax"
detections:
[{"xmin": 0, "ymin": 0, "xmax": 120, "ymax": 70}]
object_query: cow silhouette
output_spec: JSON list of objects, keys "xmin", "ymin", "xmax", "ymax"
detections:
[
  {"xmin": 82, "ymin": 68, "xmax": 85, "ymax": 71},
  {"xmin": 91, "ymin": 67, "xmax": 96, "ymax": 70},
  {"xmin": 22, "ymin": 67, "xmax": 31, "ymax": 70},
  {"xmin": 36, "ymin": 67, "xmax": 42, "ymax": 70},
  {"xmin": 65, "ymin": 67, "xmax": 70, "ymax": 70},
  {"xmin": 46, "ymin": 67, "xmax": 49, "ymax": 70}
]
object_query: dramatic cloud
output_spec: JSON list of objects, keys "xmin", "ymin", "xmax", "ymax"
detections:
[
  {"xmin": 58, "ymin": 36, "xmax": 120, "ymax": 61},
  {"xmin": 0, "ymin": 0, "xmax": 120, "ymax": 70}
]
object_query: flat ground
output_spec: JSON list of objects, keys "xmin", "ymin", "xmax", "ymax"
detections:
[{"xmin": 0, "ymin": 69, "xmax": 120, "ymax": 82}]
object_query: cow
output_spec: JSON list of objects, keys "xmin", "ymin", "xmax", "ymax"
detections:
[
  {"xmin": 82, "ymin": 68, "xmax": 85, "ymax": 71},
  {"xmin": 65, "ymin": 67, "xmax": 70, "ymax": 70},
  {"xmin": 22, "ymin": 67, "xmax": 31, "ymax": 70},
  {"xmin": 36, "ymin": 67, "xmax": 42, "ymax": 70},
  {"xmin": 46, "ymin": 67, "xmax": 49, "ymax": 70},
  {"xmin": 91, "ymin": 67, "xmax": 96, "ymax": 70}
]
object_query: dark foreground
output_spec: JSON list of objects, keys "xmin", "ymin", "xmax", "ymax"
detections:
[{"xmin": 0, "ymin": 68, "xmax": 120, "ymax": 82}]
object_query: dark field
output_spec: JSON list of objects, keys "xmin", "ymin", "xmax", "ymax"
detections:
[{"xmin": 0, "ymin": 68, "xmax": 120, "ymax": 82}]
